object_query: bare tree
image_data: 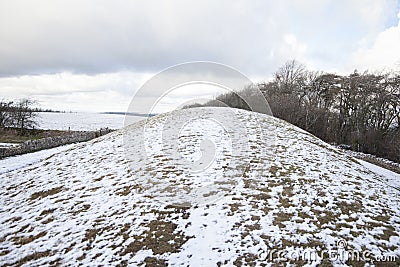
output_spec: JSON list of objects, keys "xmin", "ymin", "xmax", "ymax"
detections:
[
  {"xmin": 183, "ymin": 60, "xmax": 400, "ymax": 162},
  {"xmin": 0, "ymin": 100, "xmax": 14, "ymax": 128},
  {"xmin": 274, "ymin": 60, "xmax": 307, "ymax": 94},
  {"xmin": 12, "ymin": 98, "xmax": 38, "ymax": 132}
]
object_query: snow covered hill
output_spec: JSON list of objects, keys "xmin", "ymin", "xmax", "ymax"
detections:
[{"xmin": 1, "ymin": 107, "xmax": 399, "ymax": 266}]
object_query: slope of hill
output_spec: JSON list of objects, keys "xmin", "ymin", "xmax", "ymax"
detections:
[{"xmin": 0, "ymin": 107, "xmax": 399, "ymax": 266}]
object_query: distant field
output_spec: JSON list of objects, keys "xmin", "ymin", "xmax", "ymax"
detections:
[{"xmin": 37, "ymin": 112, "xmax": 144, "ymax": 131}]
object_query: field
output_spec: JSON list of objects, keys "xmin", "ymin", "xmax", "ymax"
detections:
[{"xmin": 37, "ymin": 112, "xmax": 144, "ymax": 131}]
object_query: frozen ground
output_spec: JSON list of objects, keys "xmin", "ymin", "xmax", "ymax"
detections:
[
  {"xmin": 0, "ymin": 144, "xmax": 75, "ymax": 175},
  {"xmin": 0, "ymin": 107, "xmax": 399, "ymax": 266},
  {"xmin": 37, "ymin": 112, "xmax": 144, "ymax": 131}
]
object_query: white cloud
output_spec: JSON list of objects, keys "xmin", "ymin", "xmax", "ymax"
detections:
[
  {"xmin": 150, "ymin": 83, "xmax": 228, "ymax": 114},
  {"xmin": 351, "ymin": 11, "xmax": 400, "ymax": 71},
  {"xmin": 33, "ymin": 90, "xmax": 131, "ymax": 113},
  {"xmin": 0, "ymin": 0, "xmax": 397, "ymax": 76},
  {"xmin": 283, "ymin": 34, "xmax": 307, "ymax": 60},
  {"xmin": 0, "ymin": 0, "xmax": 399, "ymax": 111},
  {"xmin": 0, "ymin": 71, "xmax": 152, "ymax": 112}
]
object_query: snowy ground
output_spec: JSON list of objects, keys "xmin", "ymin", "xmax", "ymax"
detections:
[
  {"xmin": 37, "ymin": 112, "xmax": 144, "ymax": 131},
  {"xmin": 0, "ymin": 144, "xmax": 75, "ymax": 175},
  {"xmin": 339, "ymin": 148, "xmax": 400, "ymax": 174},
  {"xmin": 0, "ymin": 107, "xmax": 399, "ymax": 266}
]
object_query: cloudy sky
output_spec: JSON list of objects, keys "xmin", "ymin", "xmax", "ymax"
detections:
[{"xmin": 0, "ymin": 0, "xmax": 399, "ymax": 112}]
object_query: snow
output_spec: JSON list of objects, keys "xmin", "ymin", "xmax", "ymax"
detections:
[
  {"xmin": 0, "ymin": 107, "xmax": 399, "ymax": 266},
  {"xmin": 37, "ymin": 112, "xmax": 144, "ymax": 131},
  {"xmin": 0, "ymin": 143, "xmax": 75, "ymax": 175},
  {"xmin": 357, "ymin": 159, "xmax": 400, "ymax": 190}
]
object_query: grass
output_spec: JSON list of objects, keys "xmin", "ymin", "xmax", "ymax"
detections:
[
  {"xmin": 121, "ymin": 219, "xmax": 192, "ymax": 256},
  {"xmin": 2, "ymin": 250, "xmax": 52, "ymax": 267},
  {"xmin": 144, "ymin": 257, "xmax": 168, "ymax": 266},
  {"xmin": 30, "ymin": 186, "xmax": 65, "ymax": 201},
  {"xmin": 11, "ymin": 231, "xmax": 47, "ymax": 246},
  {"xmin": 0, "ymin": 127, "xmax": 75, "ymax": 144}
]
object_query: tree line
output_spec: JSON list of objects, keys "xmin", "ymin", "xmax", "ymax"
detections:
[
  {"xmin": 0, "ymin": 99, "xmax": 38, "ymax": 132},
  {"xmin": 185, "ymin": 60, "xmax": 400, "ymax": 163}
]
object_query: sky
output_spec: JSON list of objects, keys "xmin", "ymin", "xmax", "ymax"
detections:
[{"xmin": 0, "ymin": 0, "xmax": 399, "ymax": 112}]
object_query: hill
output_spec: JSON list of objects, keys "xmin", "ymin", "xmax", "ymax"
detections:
[{"xmin": 0, "ymin": 107, "xmax": 399, "ymax": 266}]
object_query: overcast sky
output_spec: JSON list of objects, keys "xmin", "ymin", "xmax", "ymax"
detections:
[{"xmin": 1, "ymin": 0, "xmax": 399, "ymax": 112}]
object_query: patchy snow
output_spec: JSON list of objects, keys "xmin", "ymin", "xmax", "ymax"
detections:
[
  {"xmin": 358, "ymin": 159, "xmax": 400, "ymax": 191},
  {"xmin": 338, "ymin": 146, "xmax": 400, "ymax": 173},
  {"xmin": 0, "ymin": 143, "xmax": 76, "ymax": 175},
  {"xmin": 0, "ymin": 107, "xmax": 399, "ymax": 266}
]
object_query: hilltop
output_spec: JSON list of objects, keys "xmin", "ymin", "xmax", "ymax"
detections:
[{"xmin": 0, "ymin": 107, "xmax": 399, "ymax": 266}]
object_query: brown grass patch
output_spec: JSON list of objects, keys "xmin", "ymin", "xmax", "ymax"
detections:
[
  {"xmin": 12, "ymin": 231, "xmax": 47, "ymax": 246},
  {"xmin": 30, "ymin": 186, "xmax": 64, "ymax": 201},
  {"xmin": 144, "ymin": 256, "xmax": 168, "ymax": 266},
  {"xmin": 121, "ymin": 219, "xmax": 192, "ymax": 256},
  {"xmin": 2, "ymin": 250, "xmax": 52, "ymax": 267}
]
